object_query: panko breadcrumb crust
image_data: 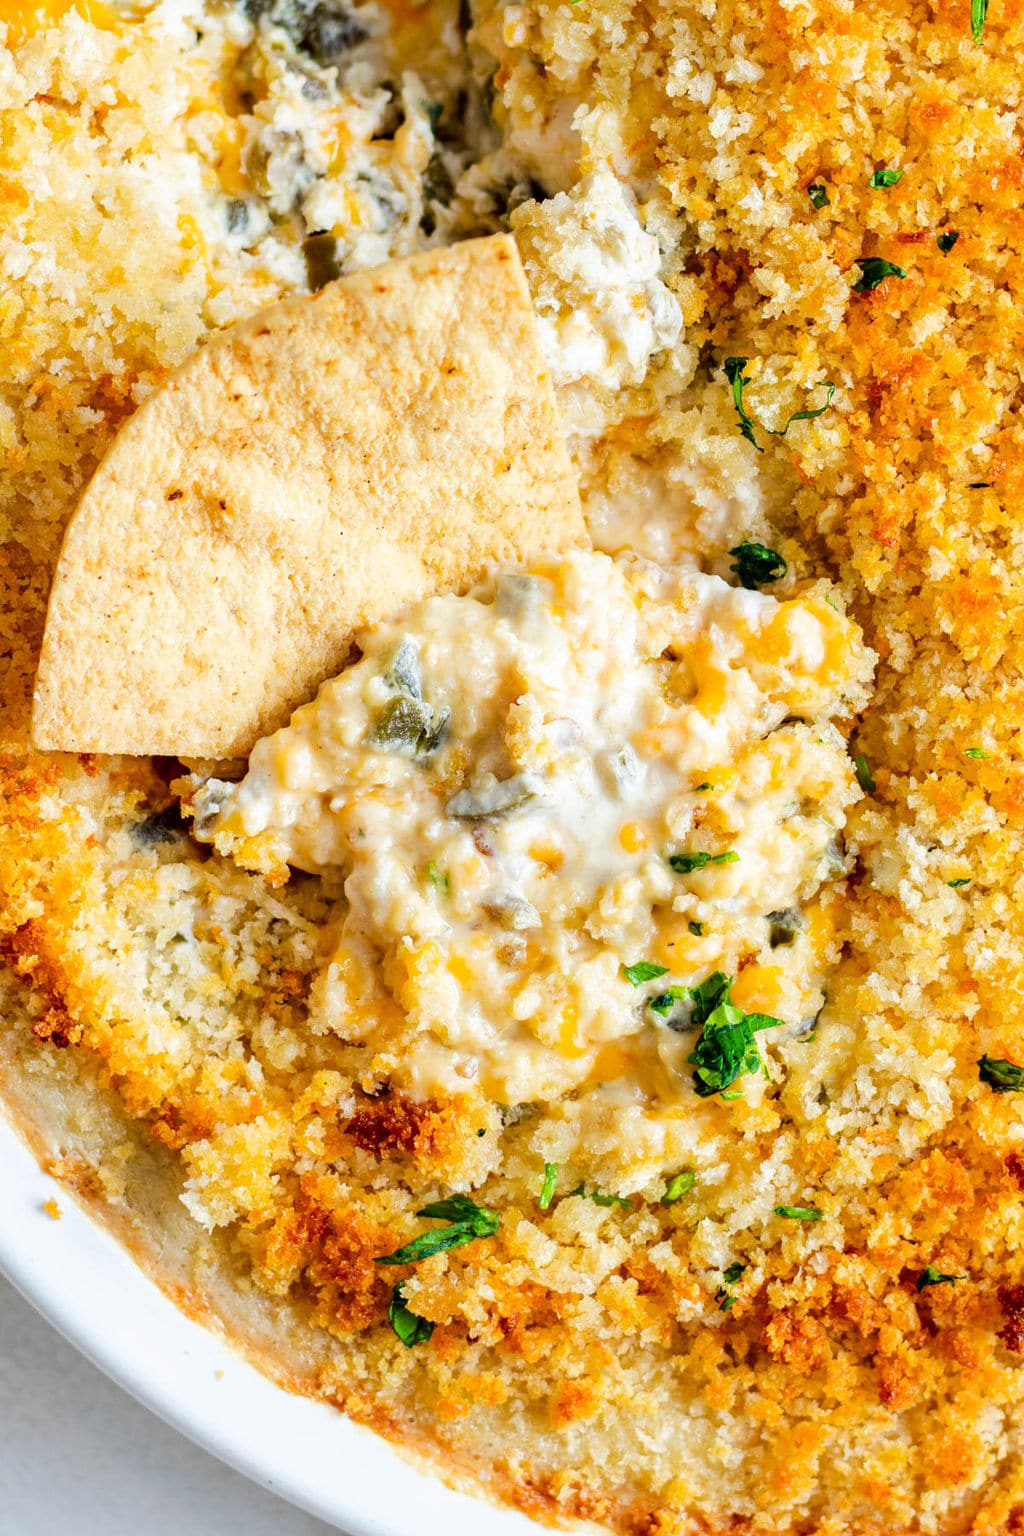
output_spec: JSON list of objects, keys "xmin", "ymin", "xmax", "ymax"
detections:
[{"xmin": 3, "ymin": 2, "xmax": 1024, "ymax": 1534}]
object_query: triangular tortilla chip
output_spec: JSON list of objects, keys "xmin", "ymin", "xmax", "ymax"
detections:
[{"xmin": 31, "ymin": 235, "xmax": 584, "ymax": 758}]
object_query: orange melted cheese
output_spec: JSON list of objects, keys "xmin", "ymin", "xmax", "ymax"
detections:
[{"xmin": 0, "ymin": 0, "xmax": 116, "ymax": 44}]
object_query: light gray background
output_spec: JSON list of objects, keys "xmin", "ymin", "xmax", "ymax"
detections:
[{"xmin": 0, "ymin": 1274, "xmax": 336, "ymax": 1535}]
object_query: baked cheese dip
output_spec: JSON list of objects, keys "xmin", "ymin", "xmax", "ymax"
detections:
[
  {"xmin": 191, "ymin": 553, "xmax": 870, "ymax": 1164},
  {"xmin": 3, "ymin": 0, "xmax": 1024, "ymax": 1534}
]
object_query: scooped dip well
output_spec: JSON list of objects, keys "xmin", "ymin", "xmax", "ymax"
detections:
[{"xmin": 190, "ymin": 547, "xmax": 872, "ymax": 1158}]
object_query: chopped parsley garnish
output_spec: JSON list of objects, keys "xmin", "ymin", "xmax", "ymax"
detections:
[
  {"xmin": 662, "ymin": 1170, "xmax": 696, "ymax": 1204},
  {"xmin": 648, "ymin": 986, "xmax": 687, "ymax": 1017},
  {"xmin": 937, "ymin": 230, "xmax": 960, "ymax": 254},
  {"xmin": 774, "ymin": 384, "xmax": 837, "ymax": 434},
  {"xmin": 427, "ymin": 861, "xmax": 449, "ymax": 895},
  {"xmin": 476, "ymin": 1127, "xmax": 487, "ymax": 1136},
  {"xmin": 854, "ymin": 754, "xmax": 876, "ymax": 794},
  {"xmin": 808, "ymin": 184, "xmax": 829, "ymax": 209},
  {"xmin": 689, "ymin": 970, "xmax": 732, "ymax": 1020},
  {"xmin": 689, "ymin": 920, "xmax": 705, "ymax": 937},
  {"xmin": 668, "ymin": 850, "xmax": 740, "ymax": 874},
  {"xmin": 622, "ymin": 960, "xmax": 669, "ymax": 987},
  {"xmin": 570, "ymin": 1184, "xmax": 632, "ymax": 1209},
  {"xmin": 971, "ymin": 0, "xmax": 988, "ymax": 41},
  {"xmin": 729, "ymin": 541, "xmax": 787, "ymax": 588},
  {"xmin": 374, "ymin": 1193, "xmax": 500, "ymax": 1266},
  {"xmin": 964, "ymin": 747, "xmax": 989, "ymax": 759},
  {"xmin": 724, "ymin": 357, "xmax": 761, "ymax": 450},
  {"xmin": 723, "ymin": 359, "xmax": 835, "ymax": 453},
  {"xmin": 388, "ymin": 1284, "xmax": 434, "ymax": 1347},
  {"xmin": 645, "ymin": 972, "xmax": 786, "ymax": 1097},
  {"xmin": 978, "ymin": 1055, "xmax": 1024, "ymax": 1094},
  {"xmin": 852, "ymin": 257, "xmax": 907, "ymax": 293},
  {"xmin": 538, "ymin": 1162, "xmax": 559, "ymax": 1209},
  {"xmin": 948, "ymin": 878, "xmax": 971, "ymax": 889},
  {"xmin": 869, "ymin": 168, "xmax": 904, "ymax": 188},
  {"xmin": 694, "ymin": 781, "xmax": 713, "ymax": 792},
  {"xmin": 917, "ymin": 1265, "xmax": 965, "ymax": 1292},
  {"xmin": 716, "ymin": 1261, "xmax": 746, "ymax": 1310},
  {"xmin": 688, "ymin": 972, "xmax": 782, "ymax": 1097},
  {"xmin": 774, "ymin": 1205, "xmax": 824, "ymax": 1221}
]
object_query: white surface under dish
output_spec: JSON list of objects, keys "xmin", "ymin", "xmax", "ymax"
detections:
[
  {"xmin": 0, "ymin": 1106, "xmax": 540, "ymax": 1536},
  {"xmin": 0, "ymin": 1274, "xmax": 333, "ymax": 1535}
]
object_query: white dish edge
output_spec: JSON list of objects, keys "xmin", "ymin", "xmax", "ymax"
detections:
[{"xmin": 0, "ymin": 1105, "xmax": 541, "ymax": 1536}]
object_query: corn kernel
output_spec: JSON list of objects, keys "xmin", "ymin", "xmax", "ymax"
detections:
[
  {"xmin": 731, "ymin": 964, "xmax": 785, "ymax": 1014},
  {"xmin": 619, "ymin": 821, "xmax": 648, "ymax": 853}
]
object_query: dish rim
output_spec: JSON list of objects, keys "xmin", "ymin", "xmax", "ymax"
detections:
[{"xmin": 0, "ymin": 1102, "xmax": 541, "ymax": 1536}]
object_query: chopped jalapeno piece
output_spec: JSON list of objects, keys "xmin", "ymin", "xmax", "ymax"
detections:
[
  {"xmin": 446, "ymin": 773, "xmax": 541, "ymax": 820},
  {"xmin": 370, "ymin": 694, "xmax": 450, "ymax": 758},
  {"xmin": 767, "ymin": 908, "xmax": 804, "ymax": 948},
  {"xmin": 384, "ymin": 638, "xmax": 422, "ymax": 699},
  {"xmin": 484, "ymin": 894, "xmax": 542, "ymax": 930},
  {"xmin": 494, "ymin": 573, "xmax": 543, "ymax": 624},
  {"xmin": 302, "ymin": 232, "xmax": 344, "ymax": 291}
]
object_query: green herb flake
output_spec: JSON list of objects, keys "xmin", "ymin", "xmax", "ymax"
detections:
[
  {"xmin": 427, "ymin": 861, "xmax": 450, "ymax": 895},
  {"xmin": 723, "ymin": 356, "xmax": 762, "ymax": 452},
  {"xmin": 689, "ymin": 921, "xmax": 705, "ymax": 937},
  {"xmin": 852, "ymin": 257, "xmax": 907, "ymax": 294},
  {"xmin": 375, "ymin": 1193, "xmax": 500, "ymax": 1266},
  {"xmin": 729, "ymin": 541, "xmax": 787, "ymax": 589},
  {"xmin": 689, "ymin": 971, "xmax": 733, "ymax": 1026},
  {"xmin": 774, "ymin": 382, "xmax": 837, "ymax": 437},
  {"xmin": 648, "ymin": 986, "xmax": 687, "ymax": 1017},
  {"xmin": 476, "ymin": 1127, "xmax": 487, "ymax": 1137},
  {"xmin": 808, "ymin": 183, "xmax": 829, "ymax": 209},
  {"xmin": 774, "ymin": 1204, "xmax": 824, "ymax": 1221},
  {"xmin": 978, "ymin": 1055, "xmax": 1024, "ymax": 1094},
  {"xmin": 854, "ymin": 753, "xmax": 876, "ymax": 794},
  {"xmin": 720, "ymin": 1088, "xmax": 745, "ymax": 1101},
  {"xmin": 937, "ymin": 230, "xmax": 960, "ymax": 254},
  {"xmin": 971, "ymin": 0, "xmax": 988, "ymax": 42},
  {"xmin": 694, "ymin": 782, "xmax": 713, "ymax": 792},
  {"xmin": 668, "ymin": 850, "xmax": 740, "ymax": 875},
  {"xmin": 948, "ymin": 878, "xmax": 971, "ymax": 889},
  {"xmin": 388, "ymin": 1283, "xmax": 435, "ymax": 1347},
  {"xmin": 917, "ymin": 1264, "xmax": 965, "ymax": 1292},
  {"xmin": 538, "ymin": 1162, "xmax": 559, "ymax": 1209},
  {"xmin": 662, "ymin": 1170, "xmax": 696, "ymax": 1205},
  {"xmin": 570, "ymin": 1184, "xmax": 632, "ymax": 1209},
  {"xmin": 869, "ymin": 167, "xmax": 904, "ymax": 188},
  {"xmin": 715, "ymin": 1261, "xmax": 746, "ymax": 1311},
  {"xmin": 722, "ymin": 360, "xmax": 835, "ymax": 452},
  {"xmin": 688, "ymin": 974, "xmax": 783, "ymax": 1098},
  {"xmin": 622, "ymin": 960, "xmax": 670, "ymax": 987},
  {"xmin": 964, "ymin": 747, "xmax": 989, "ymax": 760}
]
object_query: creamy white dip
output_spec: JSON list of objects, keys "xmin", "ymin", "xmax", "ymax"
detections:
[{"xmin": 192, "ymin": 550, "xmax": 871, "ymax": 1116}]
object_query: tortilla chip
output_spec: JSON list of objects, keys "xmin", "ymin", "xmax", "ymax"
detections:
[{"xmin": 31, "ymin": 235, "xmax": 584, "ymax": 758}]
